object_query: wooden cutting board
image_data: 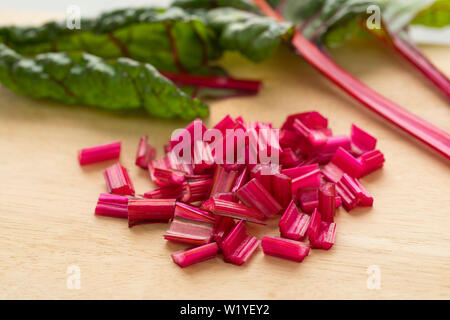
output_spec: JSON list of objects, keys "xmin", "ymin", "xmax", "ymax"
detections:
[{"xmin": 0, "ymin": 9, "xmax": 449, "ymax": 299}]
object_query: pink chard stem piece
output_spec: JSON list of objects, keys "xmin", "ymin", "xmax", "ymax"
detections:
[
  {"xmin": 358, "ymin": 150, "xmax": 385, "ymax": 177},
  {"xmin": 336, "ymin": 174, "xmax": 373, "ymax": 211},
  {"xmin": 172, "ymin": 242, "xmax": 220, "ymax": 268},
  {"xmin": 164, "ymin": 216, "xmax": 214, "ymax": 246},
  {"xmin": 318, "ymin": 182, "xmax": 336, "ymax": 223},
  {"xmin": 142, "ymin": 185, "xmax": 184, "ymax": 200},
  {"xmin": 161, "ymin": 72, "xmax": 262, "ymax": 94},
  {"xmin": 298, "ymin": 188, "xmax": 341, "ymax": 213},
  {"xmin": 174, "ymin": 202, "xmax": 215, "ymax": 223},
  {"xmin": 279, "ymin": 200, "xmax": 310, "ymax": 241},
  {"xmin": 350, "ymin": 124, "xmax": 377, "ymax": 156},
  {"xmin": 291, "ymin": 167, "xmax": 321, "ymax": 195},
  {"xmin": 135, "ymin": 136, "xmax": 156, "ymax": 169},
  {"xmin": 271, "ymin": 173, "xmax": 292, "ymax": 209},
  {"xmin": 236, "ymin": 178, "xmax": 282, "ymax": 218},
  {"xmin": 221, "ymin": 220, "xmax": 260, "ymax": 266},
  {"xmin": 307, "ymin": 208, "xmax": 322, "ymax": 243},
  {"xmin": 310, "ymin": 221, "xmax": 337, "ymax": 250},
  {"xmin": 261, "ymin": 236, "xmax": 310, "ymax": 262},
  {"xmin": 281, "ymin": 163, "xmax": 318, "ymax": 179},
  {"xmin": 204, "ymin": 198, "xmax": 266, "ymax": 225},
  {"xmin": 95, "ymin": 193, "xmax": 129, "ymax": 219},
  {"xmin": 164, "ymin": 203, "xmax": 215, "ymax": 245},
  {"xmin": 78, "ymin": 141, "xmax": 121, "ymax": 165},
  {"xmin": 153, "ymin": 167, "xmax": 186, "ymax": 185},
  {"xmin": 322, "ymin": 147, "xmax": 362, "ymax": 182},
  {"xmin": 104, "ymin": 163, "xmax": 135, "ymax": 196},
  {"xmin": 128, "ymin": 199, "xmax": 176, "ymax": 227},
  {"xmin": 293, "ymin": 118, "xmax": 327, "ymax": 147},
  {"xmin": 213, "ymin": 216, "xmax": 237, "ymax": 248},
  {"xmin": 182, "ymin": 178, "xmax": 213, "ymax": 203},
  {"xmin": 214, "ymin": 115, "xmax": 236, "ymax": 135},
  {"xmin": 210, "ymin": 165, "xmax": 238, "ymax": 197}
]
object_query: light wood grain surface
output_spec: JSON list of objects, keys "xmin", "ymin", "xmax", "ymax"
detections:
[{"xmin": 0, "ymin": 10, "xmax": 449, "ymax": 300}]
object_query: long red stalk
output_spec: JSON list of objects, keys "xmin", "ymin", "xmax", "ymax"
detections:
[
  {"xmin": 161, "ymin": 72, "xmax": 262, "ymax": 94},
  {"xmin": 389, "ymin": 32, "xmax": 450, "ymax": 101},
  {"xmin": 367, "ymin": 25, "xmax": 450, "ymax": 101},
  {"xmin": 253, "ymin": 0, "xmax": 450, "ymax": 159}
]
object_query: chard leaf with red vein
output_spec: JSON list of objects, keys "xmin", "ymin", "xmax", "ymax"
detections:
[
  {"xmin": 204, "ymin": 7, "xmax": 294, "ymax": 62},
  {"xmin": 0, "ymin": 44, "xmax": 209, "ymax": 120},
  {"xmin": 0, "ymin": 7, "xmax": 222, "ymax": 73}
]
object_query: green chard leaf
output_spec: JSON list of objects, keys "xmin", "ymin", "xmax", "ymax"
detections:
[
  {"xmin": 0, "ymin": 5, "xmax": 295, "ymax": 119},
  {"xmin": 272, "ymin": 0, "xmax": 448, "ymax": 46},
  {"xmin": 0, "ymin": 7, "xmax": 222, "ymax": 73},
  {"xmin": 411, "ymin": 0, "xmax": 450, "ymax": 28},
  {"xmin": 382, "ymin": 0, "xmax": 435, "ymax": 33},
  {"xmin": 204, "ymin": 8, "xmax": 294, "ymax": 61},
  {"xmin": 0, "ymin": 43, "xmax": 208, "ymax": 120},
  {"xmin": 273, "ymin": 0, "xmax": 386, "ymax": 45}
]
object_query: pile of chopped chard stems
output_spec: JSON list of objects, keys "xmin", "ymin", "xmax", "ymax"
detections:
[{"xmin": 82, "ymin": 112, "xmax": 385, "ymax": 267}]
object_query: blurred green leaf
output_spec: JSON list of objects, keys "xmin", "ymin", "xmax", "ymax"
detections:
[{"xmin": 412, "ymin": 0, "xmax": 450, "ymax": 28}]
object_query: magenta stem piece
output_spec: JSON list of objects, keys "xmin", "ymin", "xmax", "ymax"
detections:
[
  {"xmin": 236, "ymin": 178, "xmax": 282, "ymax": 217},
  {"xmin": 281, "ymin": 164, "xmax": 318, "ymax": 179},
  {"xmin": 95, "ymin": 193, "xmax": 129, "ymax": 219},
  {"xmin": 261, "ymin": 236, "xmax": 310, "ymax": 262},
  {"xmin": 161, "ymin": 72, "xmax": 262, "ymax": 93},
  {"xmin": 221, "ymin": 221, "xmax": 260, "ymax": 266},
  {"xmin": 358, "ymin": 150, "xmax": 385, "ymax": 177},
  {"xmin": 310, "ymin": 221, "xmax": 337, "ymax": 250},
  {"xmin": 205, "ymin": 198, "xmax": 266, "ymax": 225},
  {"xmin": 78, "ymin": 141, "xmax": 121, "ymax": 165},
  {"xmin": 319, "ymin": 182, "xmax": 336, "ymax": 223},
  {"xmin": 128, "ymin": 199, "xmax": 176, "ymax": 227},
  {"xmin": 172, "ymin": 242, "xmax": 219, "ymax": 268},
  {"xmin": 104, "ymin": 163, "xmax": 135, "ymax": 196},
  {"xmin": 291, "ymin": 168, "xmax": 321, "ymax": 195},
  {"xmin": 135, "ymin": 136, "xmax": 156, "ymax": 169},
  {"xmin": 336, "ymin": 174, "xmax": 373, "ymax": 211},
  {"xmin": 279, "ymin": 200, "xmax": 310, "ymax": 240},
  {"xmin": 210, "ymin": 165, "xmax": 239, "ymax": 197},
  {"xmin": 307, "ymin": 208, "xmax": 322, "ymax": 243},
  {"xmin": 272, "ymin": 173, "xmax": 292, "ymax": 209},
  {"xmin": 174, "ymin": 202, "xmax": 215, "ymax": 224},
  {"xmin": 322, "ymin": 147, "xmax": 362, "ymax": 182},
  {"xmin": 351, "ymin": 124, "xmax": 377, "ymax": 156},
  {"xmin": 164, "ymin": 218, "xmax": 214, "ymax": 246},
  {"xmin": 142, "ymin": 185, "xmax": 185, "ymax": 200},
  {"xmin": 293, "ymin": 118, "xmax": 328, "ymax": 147},
  {"xmin": 213, "ymin": 216, "xmax": 237, "ymax": 248},
  {"xmin": 182, "ymin": 178, "xmax": 213, "ymax": 203}
]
